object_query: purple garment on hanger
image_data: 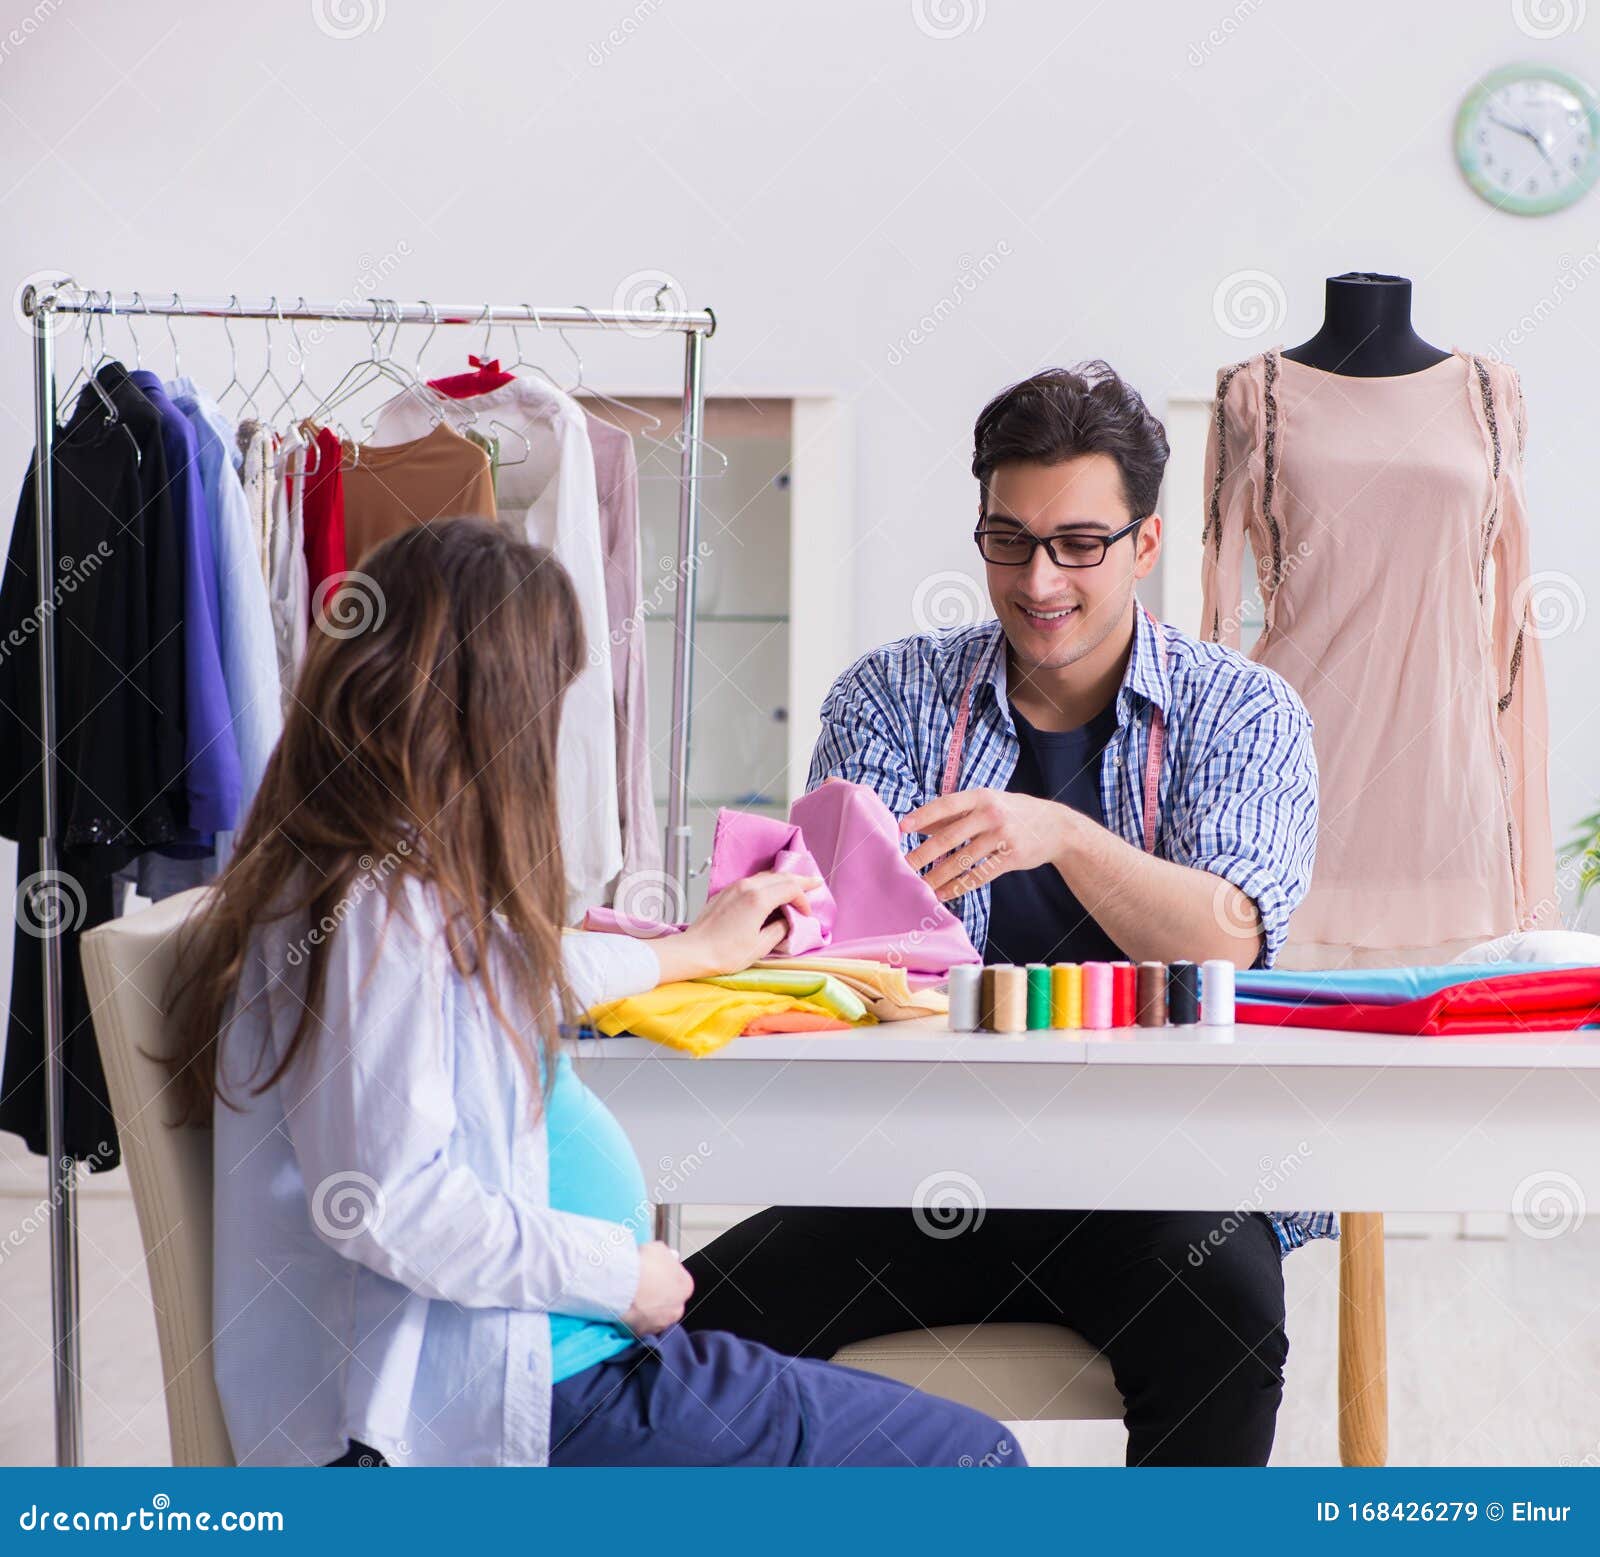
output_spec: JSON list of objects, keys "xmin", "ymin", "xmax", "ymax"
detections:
[{"xmin": 584, "ymin": 779, "xmax": 981, "ymax": 981}]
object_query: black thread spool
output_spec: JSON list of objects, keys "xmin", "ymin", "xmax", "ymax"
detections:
[{"xmin": 1167, "ymin": 960, "xmax": 1200, "ymax": 1026}]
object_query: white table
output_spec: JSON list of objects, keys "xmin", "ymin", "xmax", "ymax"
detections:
[
  {"xmin": 575, "ymin": 1018, "xmax": 1600, "ymax": 1215},
  {"xmin": 575, "ymin": 1016, "xmax": 1600, "ymax": 1466}
]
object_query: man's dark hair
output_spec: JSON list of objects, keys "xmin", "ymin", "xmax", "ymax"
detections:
[{"xmin": 971, "ymin": 361, "xmax": 1171, "ymax": 521}]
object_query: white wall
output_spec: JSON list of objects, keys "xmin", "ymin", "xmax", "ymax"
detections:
[{"xmin": 2, "ymin": 0, "xmax": 1598, "ymax": 1022}]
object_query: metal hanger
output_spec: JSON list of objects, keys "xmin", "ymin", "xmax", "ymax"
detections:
[
  {"xmin": 60, "ymin": 292, "xmax": 140, "ymax": 465},
  {"xmin": 569, "ymin": 303, "xmax": 726, "ymax": 470},
  {"xmin": 56, "ymin": 291, "xmax": 101, "ymax": 414},
  {"xmin": 309, "ymin": 301, "xmax": 454, "ymax": 468},
  {"xmin": 122, "ymin": 290, "xmax": 144, "ymax": 369},
  {"xmin": 240, "ymin": 298, "xmax": 295, "ymax": 427},
  {"xmin": 216, "ymin": 295, "xmax": 247, "ymax": 413},
  {"xmin": 272, "ymin": 298, "xmax": 322, "ymax": 473},
  {"xmin": 163, "ymin": 292, "xmax": 182, "ymax": 379}
]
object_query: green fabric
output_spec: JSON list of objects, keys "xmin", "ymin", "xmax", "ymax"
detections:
[{"xmin": 695, "ymin": 968, "xmax": 869, "ymax": 1023}]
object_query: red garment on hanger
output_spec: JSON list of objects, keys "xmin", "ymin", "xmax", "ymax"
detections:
[
  {"xmin": 1237, "ymin": 966, "xmax": 1600, "ymax": 1035},
  {"xmin": 301, "ymin": 425, "xmax": 346, "ymax": 603},
  {"xmin": 428, "ymin": 355, "xmax": 515, "ymax": 397}
]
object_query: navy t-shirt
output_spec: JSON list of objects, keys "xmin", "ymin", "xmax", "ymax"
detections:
[{"xmin": 981, "ymin": 700, "xmax": 1126, "ymax": 966}]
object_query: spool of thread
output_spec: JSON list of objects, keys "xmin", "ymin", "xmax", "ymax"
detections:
[
  {"xmin": 1167, "ymin": 960, "xmax": 1200, "ymax": 1026},
  {"xmin": 1201, "ymin": 959, "xmax": 1235, "ymax": 1026},
  {"xmin": 1136, "ymin": 961, "xmax": 1167, "ymax": 1026},
  {"xmin": 980, "ymin": 965, "xmax": 997, "ymax": 1030},
  {"xmin": 1081, "ymin": 961, "xmax": 1113, "ymax": 1029},
  {"xmin": 1026, "ymin": 964, "xmax": 1053, "ymax": 1029},
  {"xmin": 1110, "ymin": 962, "xmax": 1137, "ymax": 1027},
  {"xmin": 1050, "ymin": 963, "xmax": 1083, "ymax": 1029},
  {"xmin": 990, "ymin": 965, "xmax": 1028, "ymax": 1033},
  {"xmin": 947, "ymin": 965, "xmax": 982, "ymax": 1032}
]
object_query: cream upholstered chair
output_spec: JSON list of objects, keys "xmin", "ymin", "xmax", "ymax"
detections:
[
  {"xmin": 831, "ymin": 1323, "xmax": 1122, "ymax": 1422},
  {"xmin": 79, "ymin": 886, "xmax": 236, "ymax": 1468}
]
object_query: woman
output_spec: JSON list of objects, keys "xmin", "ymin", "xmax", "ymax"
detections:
[{"xmin": 167, "ymin": 517, "xmax": 1022, "ymax": 1469}]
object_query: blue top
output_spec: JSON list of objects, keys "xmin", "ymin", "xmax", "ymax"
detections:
[
  {"xmin": 167, "ymin": 377, "xmax": 283, "ymax": 814},
  {"xmin": 984, "ymin": 699, "xmax": 1122, "ymax": 967},
  {"xmin": 127, "ymin": 370, "xmax": 240, "ymax": 835},
  {"xmin": 544, "ymin": 1053, "xmax": 648, "ymax": 1382}
]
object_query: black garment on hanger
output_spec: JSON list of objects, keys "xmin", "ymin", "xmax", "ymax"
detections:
[{"xmin": 0, "ymin": 362, "xmax": 191, "ymax": 1168}]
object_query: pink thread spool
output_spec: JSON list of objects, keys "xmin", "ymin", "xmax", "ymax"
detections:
[{"xmin": 1081, "ymin": 960, "xmax": 1114, "ymax": 1029}]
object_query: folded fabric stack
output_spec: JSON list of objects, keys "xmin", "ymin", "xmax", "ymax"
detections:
[
  {"xmin": 585, "ymin": 967, "xmax": 880, "ymax": 1057},
  {"xmin": 1235, "ymin": 961, "xmax": 1600, "ymax": 1035}
]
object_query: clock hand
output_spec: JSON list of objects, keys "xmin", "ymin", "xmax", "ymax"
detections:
[{"xmin": 1488, "ymin": 111, "xmax": 1558, "ymax": 167}]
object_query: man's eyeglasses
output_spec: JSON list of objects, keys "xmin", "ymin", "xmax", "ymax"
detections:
[{"xmin": 973, "ymin": 515, "xmax": 1143, "ymax": 568}]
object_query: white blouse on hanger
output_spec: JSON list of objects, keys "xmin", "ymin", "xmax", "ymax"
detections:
[
  {"xmin": 369, "ymin": 380, "xmax": 622, "ymax": 922},
  {"xmin": 267, "ymin": 424, "xmax": 310, "ymax": 711}
]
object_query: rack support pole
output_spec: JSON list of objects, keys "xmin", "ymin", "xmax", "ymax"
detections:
[
  {"xmin": 664, "ymin": 326, "xmax": 706, "ymax": 919},
  {"xmin": 29, "ymin": 292, "xmax": 83, "ymax": 1466}
]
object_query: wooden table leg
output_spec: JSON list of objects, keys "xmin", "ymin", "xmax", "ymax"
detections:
[{"xmin": 1337, "ymin": 1211, "xmax": 1388, "ymax": 1466}]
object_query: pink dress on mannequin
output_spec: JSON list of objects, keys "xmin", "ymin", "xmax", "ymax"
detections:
[{"xmin": 1199, "ymin": 346, "xmax": 1556, "ymax": 969}]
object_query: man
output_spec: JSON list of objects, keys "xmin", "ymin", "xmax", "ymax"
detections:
[{"xmin": 684, "ymin": 362, "xmax": 1325, "ymax": 1467}]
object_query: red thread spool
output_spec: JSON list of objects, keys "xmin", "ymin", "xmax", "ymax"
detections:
[{"xmin": 1110, "ymin": 962, "xmax": 1137, "ymax": 1027}]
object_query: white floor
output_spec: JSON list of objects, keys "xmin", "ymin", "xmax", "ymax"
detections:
[{"xmin": 2, "ymin": 1131, "xmax": 1597, "ymax": 1467}]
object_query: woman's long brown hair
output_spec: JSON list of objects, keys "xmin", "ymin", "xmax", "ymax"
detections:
[{"xmin": 165, "ymin": 517, "xmax": 586, "ymax": 1125}]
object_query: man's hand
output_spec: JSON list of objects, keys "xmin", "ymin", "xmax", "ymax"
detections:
[{"xmin": 901, "ymin": 788, "xmax": 1080, "ymax": 902}]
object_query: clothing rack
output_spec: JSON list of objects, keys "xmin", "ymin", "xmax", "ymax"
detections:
[{"xmin": 17, "ymin": 281, "xmax": 716, "ymax": 1466}]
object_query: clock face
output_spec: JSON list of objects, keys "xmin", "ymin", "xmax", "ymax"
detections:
[{"xmin": 1456, "ymin": 66, "xmax": 1600, "ymax": 215}]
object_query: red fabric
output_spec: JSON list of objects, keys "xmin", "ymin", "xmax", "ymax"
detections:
[
  {"xmin": 1237, "ymin": 967, "xmax": 1600, "ymax": 1035},
  {"xmin": 301, "ymin": 425, "xmax": 346, "ymax": 602},
  {"xmin": 428, "ymin": 355, "xmax": 515, "ymax": 398},
  {"xmin": 740, "ymin": 1011, "xmax": 856, "ymax": 1035}
]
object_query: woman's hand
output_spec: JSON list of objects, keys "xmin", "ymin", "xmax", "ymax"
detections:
[
  {"xmin": 620, "ymin": 1240, "xmax": 694, "ymax": 1336},
  {"xmin": 650, "ymin": 870, "xmax": 823, "ymax": 983}
]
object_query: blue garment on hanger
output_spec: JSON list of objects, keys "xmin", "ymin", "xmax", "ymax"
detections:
[
  {"xmin": 168, "ymin": 376, "xmax": 282, "ymax": 808},
  {"xmin": 127, "ymin": 369, "xmax": 240, "ymax": 835},
  {"xmin": 1235, "ymin": 961, "xmax": 1595, "ymax": 1007}
]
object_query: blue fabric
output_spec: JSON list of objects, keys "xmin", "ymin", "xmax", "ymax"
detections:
[
  {"xmin": 126, "ymin": 370, "xmax": 240, "ymax": 835},
  {"xmin": 1237, "ymin": 961, "xmax": 1596, "ymax": 1007},
  {"xmin": 806, "ymin": 602, "xmax": 1331, "ymax": 1256},
  {"xmin": 549, "ymin": 1324, "xmax": 1022, "ymax": 1467},
  {"xmin": 984, "ymin": 700, "xmax": 1121, "ymax": 965},
  {"xmin": 168, "ymin": 377, "xmax": 282, "ymax": 811},
  {"xmin": 544, "ymin": 1053, "xmax": 648, "ymax": 1383}
]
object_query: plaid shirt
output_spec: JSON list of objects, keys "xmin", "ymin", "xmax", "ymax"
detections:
[{"xmin": 805, "ymin": 602, "xmax": 1335, "ymax": 1254}]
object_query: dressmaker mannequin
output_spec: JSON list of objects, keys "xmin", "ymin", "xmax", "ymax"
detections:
[
  {"xmin": 1244, "ymin": 269, "xmax": 1457, "ymax": 1466},
  {"xmin": 1281, "ymin": 272, "xmax": 1449, "ymax": 377}
]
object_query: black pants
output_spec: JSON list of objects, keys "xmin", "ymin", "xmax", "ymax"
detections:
[
  {"xmin": 324, "ymin": 1440, "xmax": 388, "ymax": 1466},
  {"xmin": 684, "ymin": 1207, "xmax": 1288, "ymax": 1466}
]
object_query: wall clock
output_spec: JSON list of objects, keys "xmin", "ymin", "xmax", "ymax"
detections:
[{"xmin": 1455, "ymin": 64, "xmax": 1600, "ymax": 215}]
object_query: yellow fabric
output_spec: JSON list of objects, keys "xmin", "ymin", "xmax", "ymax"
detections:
[
  {"xmin": 586, "ymin": 981, "xmax": 849, "ymax": 1057},
  {"xmin": 759, "ymin": 956, "xmax": 949, "ymax": 1021}
]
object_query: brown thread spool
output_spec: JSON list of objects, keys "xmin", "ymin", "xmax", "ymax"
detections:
[
  {"xmin": 990, "ymin": 965, "xmax": 1028, "ymax": 1033},
  {"xmin": 1136, "ymin": 961, "xmax": 1168, "ymax": 1026},
  {"xmin": 980, "ymin": 965, "xmax": 997, "ymax": 1030}
]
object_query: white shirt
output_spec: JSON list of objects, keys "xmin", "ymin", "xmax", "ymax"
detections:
[
  {"xmin": 211, "ymin": 874, "xmax": 659, "ymax": 1466},
  {"xmin": 369, "ymin": 381, "xmax": 622, "ymax": 922}
]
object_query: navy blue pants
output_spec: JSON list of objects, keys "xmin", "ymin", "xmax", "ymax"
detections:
[{"xmin": 548, "ymin": 1324, "xmax": 1024, "ymax": 1468}]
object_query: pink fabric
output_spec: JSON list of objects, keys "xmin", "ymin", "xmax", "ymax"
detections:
[
  {"xmin": 704, "ymin": 809, "xmax": 835, "ymax": 955},
  {"xmin": 584, "ymin": 779, "xmax": 981, "ymax": 980}
]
